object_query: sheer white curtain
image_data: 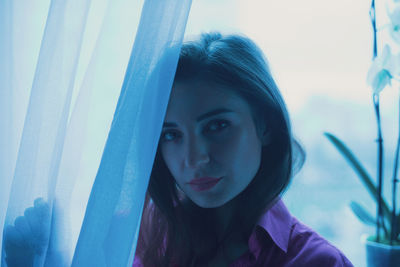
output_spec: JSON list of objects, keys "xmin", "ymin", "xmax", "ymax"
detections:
[{"xmin": 0, "ymin": 0, "xmax": 192, "ymax": 266}]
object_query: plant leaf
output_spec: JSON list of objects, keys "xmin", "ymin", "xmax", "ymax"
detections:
[
  {"xmin": 350, "ymin": 201, "xmax": 376, "ymax": 226},
  {"xmin": 349, "ymin": 202, "xmax": 389, "ymax": 238},
  {"xmin": 324, "ymin": 132, "xmax": 391, "ymax": 224}
]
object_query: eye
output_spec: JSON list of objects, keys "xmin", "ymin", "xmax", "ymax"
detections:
[
  {"xmin": 161, "ymin": 130, "xmax": 181, "ymax": 142},
  {"xmin": 205, "ymin": 119, "xmax": 230, "ymax": 133}
]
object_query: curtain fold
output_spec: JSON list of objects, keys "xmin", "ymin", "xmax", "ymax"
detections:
[
  {"xmin": 1, "ymin": 0, "xmax": 192, "ymax": 266},
  {"xmin": 3, "ymin": 0, "xmax": 91, "ymax": 220},
  {"xmin": 53, "ymin": 0, "xmax": 144, "ymax": 262},
  {"xmin": 0, "ymin": 0, "xmax": 52, "ymax": 262},
  {"xmin": 1, "ymin": 0, "xmax": 91, "ymax": 265},
  {"xmin": 0, "ymin": 1, "xmax": 14, "ymax": 259},
  {"xmin": 72, "ymin": 0, "xmax": 192, "ymax": 265}
]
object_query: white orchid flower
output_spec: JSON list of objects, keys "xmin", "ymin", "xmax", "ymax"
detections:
[
  {"xmin": 387, "ymin": 3, "xmax": 400, "ymax": 44},
  {"xmin": 366, "ymin": 45, "xmax": 400, "ymax": 94}
]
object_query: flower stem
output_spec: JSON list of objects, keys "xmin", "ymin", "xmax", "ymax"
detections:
[
  {"xmin": 373, "ymin": 93, "xmax": 384, "ymax": 243},
  {"xmin": 370, "ymin": 0, "xmax": 377, "ymax": 59},
  {"xmin": 370, "ymin": 0, "xmax": 383, "ymax": 243},
  {"xmin": 391, "ymin": 88, "xmax": 400, "ymax": 244}
]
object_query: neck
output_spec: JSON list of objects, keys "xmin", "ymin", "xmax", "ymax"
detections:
[
  {"xmin": 212, "ymin": 198, "xmax": 251, "ymax": 263},
  {"xmin": 213, "ymin": 198, "xmax": 241, "ymax": 242}
]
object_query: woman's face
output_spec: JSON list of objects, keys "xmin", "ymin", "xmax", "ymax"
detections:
[{"xmin": 160, "ymin": 81, "xmax": 265, "ymax": 208}]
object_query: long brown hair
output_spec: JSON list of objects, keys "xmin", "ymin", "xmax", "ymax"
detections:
[{"xmin": 136, "ymin": 32, "xmax": 305, "ymax": 266}]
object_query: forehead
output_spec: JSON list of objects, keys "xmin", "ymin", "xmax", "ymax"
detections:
[{"xmin": 165, "ymin": 81, "xmax": 250, "ymax": 120}]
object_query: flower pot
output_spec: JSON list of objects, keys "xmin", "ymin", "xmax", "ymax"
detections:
[{"xmin": 365, "ymin": 238, "xmax": 400, "ymax": 267}]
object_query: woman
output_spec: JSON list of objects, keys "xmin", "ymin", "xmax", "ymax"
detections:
[
  {"xmin": 133, "ymin": 32, "xmax": 353, "ymax": 266},
  {"xmin": 4, "ymin": 32, "xmax": 353, "ymax": 267}
]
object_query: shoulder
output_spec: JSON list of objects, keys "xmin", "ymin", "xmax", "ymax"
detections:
[
  {"xmin": 286, "ymin": 217, "xmax": 354, "ymax": 267},
  {"xmin": 254, "ymin": 199, "xmax": 354, "ymax": 267},
  {"xmin": 132, "ymin": 256, "xmax": 144, "ymax": 267}
]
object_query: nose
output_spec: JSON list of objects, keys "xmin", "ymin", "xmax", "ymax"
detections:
[{"xmin": 184, "ymin": 136, "xmax": 210, "ymax": 169}]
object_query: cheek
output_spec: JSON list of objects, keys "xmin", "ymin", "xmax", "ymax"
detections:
[
  {"xmin": 160, "ymin": 144, "xmax": 190, "ymax": 188},
  {"xmin": 209, "ymin": 131, "xmax": 240, "ymax": 163},
  {"xmin": 222, "ymin": 126, "xmax": 262, "ymax": 176},
  {"xmin": 160, "ymin": 145, "xmax": 179, "ymax": 176},
  {"xmin": 213, "ymin": 126, "xmax": 262, "ymax": 168}
]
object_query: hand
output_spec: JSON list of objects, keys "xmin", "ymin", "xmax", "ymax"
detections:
[{"xmin": 3, "ymin": 198, "xmax": 51, "ymax": 267}]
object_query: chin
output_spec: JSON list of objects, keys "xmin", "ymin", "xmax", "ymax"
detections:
[
  {"xmin": 195, "ymin": 202, "xmax": 222, "ymax": 209},
  {"xmin": 191, "ymin": 195, "xmax": 233, "ymax": 209}
]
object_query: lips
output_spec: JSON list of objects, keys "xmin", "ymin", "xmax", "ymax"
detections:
[
  {"xmin": 189, "ymin": 177, "xmax": 221, "ymax": 184},
  {"xmin": 188, "ymin": 177, "xmax": 222, "ymax": 192}
]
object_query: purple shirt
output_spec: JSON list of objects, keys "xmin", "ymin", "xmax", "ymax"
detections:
[{"xmin": 133, "ymin": 199, "xmax": 354, "ymax": 266}]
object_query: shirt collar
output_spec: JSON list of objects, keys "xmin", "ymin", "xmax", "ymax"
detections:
[{"xmin": 248, "ymin": 198, "xmax": 292, "ymax": 258}]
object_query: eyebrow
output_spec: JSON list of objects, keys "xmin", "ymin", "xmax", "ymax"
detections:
[{"xmin": 163, "ymin": 108, "xmax": 234, "ymax": 128}]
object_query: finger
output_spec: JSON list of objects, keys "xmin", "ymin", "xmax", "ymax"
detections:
[
  {"xmin": 6, "ymin": 254, "xmax": 35, "ymax": 267},
  {"xmin": 34, "ymin": 198, "xmax": 51, "ymax": 221},
  {"xmin": 4, "ymin": 226, "xmax": 35, "ymax": 267},
  {"xmin": 24, "ymin": 207, "xmax": 39, "ymax": 233},
  {"xmin": 3, "ymin": 226, "xmax": 35, "ymax": 267},
  {"xmin": 5, "ymin": 248, "xmax": 35, "ymax": 267},
  {"xmin": 24, "ymin": 207, "xmax": 50, "ymax": 253},
  {"xmin": 3, "ymin": 225, "xmax": 24, "ymax": 247},
  {"xmin": 24, "ymin": 206, "xmax": 51, "ymax": 235},
  {"xmin": 34, "ymin": 197, "xmax": 49, "ymax": 210},
  {"xmin": 34, "ymin": 197, "xmax": 45, "ymax": 206},
  {"xmin": 34, "ymin": 200, "xmax": 52, "ymax": 239},
  {"xmin": 14, "ymin": 216, "xmax": 34, "ymax": 245}
]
